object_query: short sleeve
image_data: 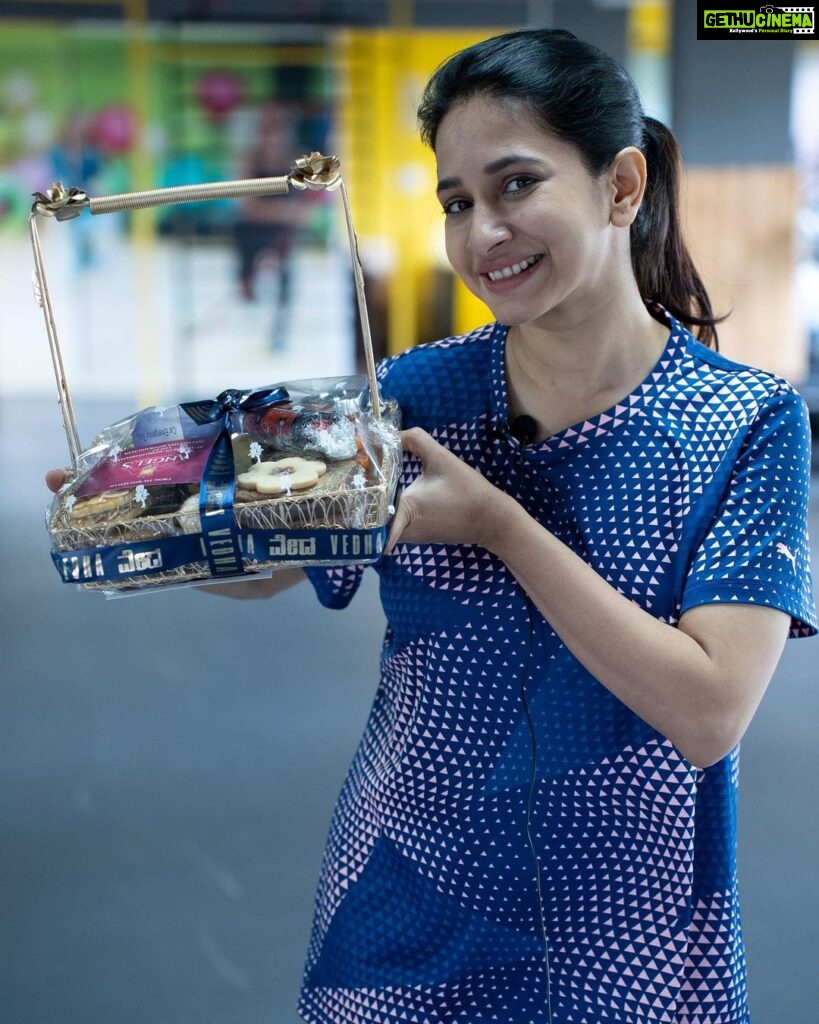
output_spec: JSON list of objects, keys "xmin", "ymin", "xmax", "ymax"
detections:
[
  {"xmin": 680, "ymin": 388, "xmax": 817, "ymax": 638},
  {"xmin": 304, "ymin": 564, "xmax": 366, "ymax": 610}
]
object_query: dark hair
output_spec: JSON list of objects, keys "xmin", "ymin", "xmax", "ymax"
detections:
[{"xmin": 418, "ymin": 29, "xmax": 723, "ymax": 348}]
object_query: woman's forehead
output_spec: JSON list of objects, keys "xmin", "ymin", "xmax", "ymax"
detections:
[
  {"xmin": 436, "ymin": 94, "xmax": 541, "ymax": 139},
  {"xmin": 434, "ymin": 96, "xmax": 575, "ymax": 178}
]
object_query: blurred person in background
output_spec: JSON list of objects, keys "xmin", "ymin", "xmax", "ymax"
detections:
[
  {"xmin": 47, "ymin": 27, "xmax": 817, "ymax": 1024},
  {"xmin": 234, "ymin": 99, "xmax": 309, "ymax": 345}
]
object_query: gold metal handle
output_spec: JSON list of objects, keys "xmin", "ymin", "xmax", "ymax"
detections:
[
  {"xmin": 88, "ymin": 176, "xmax": 290, "ymax": 215},
  {"xmin": 29, "ymin": 152, "xmax": 380, "ymax": 467}
]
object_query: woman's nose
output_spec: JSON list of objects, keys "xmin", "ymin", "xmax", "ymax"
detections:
[{"xmin": 468, "ymin": 205, "xmax": 513, "ymax": 253}]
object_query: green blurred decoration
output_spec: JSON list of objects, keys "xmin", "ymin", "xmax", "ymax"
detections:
[{"xmin": 0, "ymin": 21, "xmax": 335, "ymax": 236}]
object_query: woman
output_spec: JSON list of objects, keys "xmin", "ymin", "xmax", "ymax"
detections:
[
  {"xmin": 47, "ymin": 28, "xmax": 816, "ymax": 1024},
  {"xmin": 296, "ymin": 30, "xmax": 815, "ymax": 1024}
]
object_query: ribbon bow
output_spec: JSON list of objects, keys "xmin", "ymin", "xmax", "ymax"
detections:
[
  {"xmin": 180, "ymin": 386, "xmax": 290, "ymax": 578},
  {"xmin": 181, "ymin": 385, "xmax": 289, "ymax": 428}
]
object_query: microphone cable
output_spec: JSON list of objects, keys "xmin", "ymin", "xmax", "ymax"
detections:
[
  {"xmin": 520, "ymin": 592, "xmax": 554, "ymax": 1024},
  {"xmin": 505, "ymin": 420, "xmax": 553, "ymax": 1024}
]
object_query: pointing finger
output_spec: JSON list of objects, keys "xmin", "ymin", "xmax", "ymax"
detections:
[
  {"xmin": 384, "ymin": 491, "xmax": 414, "ymax": 556},
  {"xmin": 399, "ymin": 427, "xmax": 437, "ymax": 462}
]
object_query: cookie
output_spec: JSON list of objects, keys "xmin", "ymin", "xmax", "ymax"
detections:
[
  {"xmin": 237, "ymin": 457, "xmax": 326, "ymax": 496},
  {"xmin": 175, "ymin": 494, "xmax": 201, "ymax": 534},
  {"xmin": 70, "ymin": 488, "xmax": 143, "ymax": 524}
]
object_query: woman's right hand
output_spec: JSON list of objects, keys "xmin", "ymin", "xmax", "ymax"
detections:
[
  {"xmin": 46, "ymin": 469, "xmax": 70, "ymax": 493},
  {"xmin": 384, "ymin": 427, "xmax": 516, "ymax": 556}
]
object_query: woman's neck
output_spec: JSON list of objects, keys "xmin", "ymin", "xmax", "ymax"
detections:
[{"xmin": 505, "ymin": 295, "xmax": 668, "ymax": 439}]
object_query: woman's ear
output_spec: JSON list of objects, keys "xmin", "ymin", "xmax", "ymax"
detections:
[{"xmin": 607, "ymin": 146, "xmax": 647, "ymax": 228}]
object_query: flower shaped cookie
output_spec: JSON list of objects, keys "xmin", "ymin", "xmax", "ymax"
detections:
[{"xmin": 237, "ymin": 456, "xmax": 327, "ymax": 496}]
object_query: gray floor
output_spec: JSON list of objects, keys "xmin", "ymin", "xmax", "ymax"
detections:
[{"xmin": 1, "ymin": 397, "xmax": 817, "ymax": 1024}]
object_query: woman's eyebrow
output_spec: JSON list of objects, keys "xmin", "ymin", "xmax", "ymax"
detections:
[{"xmin": 436, "ymin": 153, "xmax": 546, "ymax": 194}]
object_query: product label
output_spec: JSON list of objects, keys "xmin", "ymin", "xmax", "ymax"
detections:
[
  {"xmin": 75, "ymin": 437, "xmax": 216, "ymax": 497},
  {"xmin": 131, "ymin": 406, "xmax": 220, "ymax": 447}
]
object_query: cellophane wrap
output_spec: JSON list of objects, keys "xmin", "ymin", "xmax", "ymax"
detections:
[{"xmin": 47, "ymin": 376, "xmax": 401, "ymax": 593}]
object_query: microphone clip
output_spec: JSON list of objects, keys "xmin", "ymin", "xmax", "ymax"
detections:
[{"xmin": 509, "ymin": 414, "xmax": 537, "ymax": 446}]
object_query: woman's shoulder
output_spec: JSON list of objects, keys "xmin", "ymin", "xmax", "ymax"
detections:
[
  {"xmin": 677, "ymin": 330, "xmax": 803, "ymax": 414},
  {"xmin": 377, "ymin": 322, "xmax": 497, "ymax": 405},
  {"xmin": 685, "ymin": 330, "xmax": 789, "ymax": 384}
]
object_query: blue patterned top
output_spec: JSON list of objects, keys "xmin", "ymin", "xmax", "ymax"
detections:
[{"xmin": 299, "ymin": 310, "xmax": 816, "ymax": 1024}]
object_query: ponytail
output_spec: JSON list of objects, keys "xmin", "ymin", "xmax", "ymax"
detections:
[
  {"xmin": 634, "ymin": 117, "xmax": 723, "ymax": 349},
  {"xmin": 418, "ymin": 30, "xmax": 725, "ymax": 348}
]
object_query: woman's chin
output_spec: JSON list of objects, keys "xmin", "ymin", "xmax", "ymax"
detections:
[{"xmin": 482, "ymin": 298, "xmax": 551, "ymax": 328}]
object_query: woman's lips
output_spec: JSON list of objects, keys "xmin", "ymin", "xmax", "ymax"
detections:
[{"xmin": 481, "ymin": 253, "xmax": 543, "ymax": 290}]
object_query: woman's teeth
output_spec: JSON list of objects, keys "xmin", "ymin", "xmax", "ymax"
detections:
[{"xmin": 487, "ymin": 255, "xmax": 541, "ymax": 282}]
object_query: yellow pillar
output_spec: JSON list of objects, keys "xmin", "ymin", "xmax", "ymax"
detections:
[
  {"xmin": 337, "ymin": 28, "xmax": 497, "ymax": 353},
  {"xmin": 626, "ymin": 0, "xmax": 671, "ymax": 123}
]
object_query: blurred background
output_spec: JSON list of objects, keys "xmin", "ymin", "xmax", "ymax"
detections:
[{"xmin": 1, "ymin": 1, "xmax": 817, "ymax": 1023}]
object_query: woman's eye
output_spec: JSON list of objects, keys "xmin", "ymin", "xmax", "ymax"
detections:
[
  {"xmin": 505, "ymin": 175, "xmax": 536, "ymax": 194},
  {"xmin": 443, "ymin": 198, "xmax": 470, "ymax": 216}
]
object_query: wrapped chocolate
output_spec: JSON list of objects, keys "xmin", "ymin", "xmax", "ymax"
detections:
[
  {"xmin": 30, "ymin": 154, "xmax": 402, "ymax": 593},
  {"xmin": 47, "ymin": 377, "xmax": 401, "ymax": 592}
]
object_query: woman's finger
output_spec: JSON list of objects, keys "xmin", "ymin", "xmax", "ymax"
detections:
[
  {"xmin": 384, "ymin": 430, "xmax": 428, "ymax": 555},
  {"xmin": 45, "ymin": 469, "xmax": 69, "ymax": 493},
  {"xmin": 384, "ymin": 489, "xmax": 415, "ymax": 556},
  {"xmin": 399, "ymin": 427, "xmax": 440, "ymax": 465}
]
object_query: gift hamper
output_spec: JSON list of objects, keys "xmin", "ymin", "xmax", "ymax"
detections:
[{"xmin": 30, "ymin": 154, "xmax": 401, "ymax": 594}]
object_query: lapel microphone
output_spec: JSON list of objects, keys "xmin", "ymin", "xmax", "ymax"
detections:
[{"xmin": 509, "ymin": 414, "xmax": 537, "ymax": 446}]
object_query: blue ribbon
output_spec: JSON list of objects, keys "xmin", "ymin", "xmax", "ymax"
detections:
[
  {"xmin": 52, "ymin": 525, "xmax": 389, "ymax": 586},
  {"xmin": 180, "ymin": 386, "xmax": 289, "ymax": 577},
  {"xmin": 52, "ymin": 533, "xmax": 205, "ymax": 584}
]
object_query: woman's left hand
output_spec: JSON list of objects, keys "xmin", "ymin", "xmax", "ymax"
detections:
[{"xmin": 384, "ymin": 427, "xmax": 515, "ymax": 555}]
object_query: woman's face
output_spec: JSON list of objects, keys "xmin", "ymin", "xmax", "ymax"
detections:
[{"xmin": 434, "ymin": 94, "xmax": 620, "ymax": 330}]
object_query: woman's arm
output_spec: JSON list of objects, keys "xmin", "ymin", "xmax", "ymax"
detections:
[
  {"xmin": 197, "ymin": 569, "xmax": 305, "ymax": 599},
  {"xmin": 492, "ymin": 499, "xmax": 788, "ymax": 768},
  {"xmin": 386, "ymin": 428, "xmax": 791, "ymax": 769}
]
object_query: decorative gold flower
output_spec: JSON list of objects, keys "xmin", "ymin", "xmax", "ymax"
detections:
[
  {"xmin": 289, "ymin": 152, "xmax": 342, "ymax": 191},
  {"xmin": 31, "ymin": 182, "xmax": 89, "ymax": 220}
]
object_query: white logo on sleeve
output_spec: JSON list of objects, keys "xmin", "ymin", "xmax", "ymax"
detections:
[{"xmin": 776, "ymin": 542, "xmax": 797, "ymax": 573}]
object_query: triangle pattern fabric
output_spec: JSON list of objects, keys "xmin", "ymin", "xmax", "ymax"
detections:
[{"xmin": 301, "ymin": 310, "xmax": 815, "ymax": 1023}]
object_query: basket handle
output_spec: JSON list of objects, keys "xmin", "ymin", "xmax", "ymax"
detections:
[{"xmin": 29, "ymin": 152, "xmax": 381, "ymax": 468}]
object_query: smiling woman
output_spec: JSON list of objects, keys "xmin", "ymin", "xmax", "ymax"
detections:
[
  {"xmin": 434, "ymin": 99, "xmax": 641, "ymax": 340},
  {"xmin": 291, "ymin": 29, "xmax": 816, "ymax": 1024}
]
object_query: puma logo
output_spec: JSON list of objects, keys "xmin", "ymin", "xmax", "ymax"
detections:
[{"xmin": 776, "ymin": 542, "xmax": 797, "ymax": 573}]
